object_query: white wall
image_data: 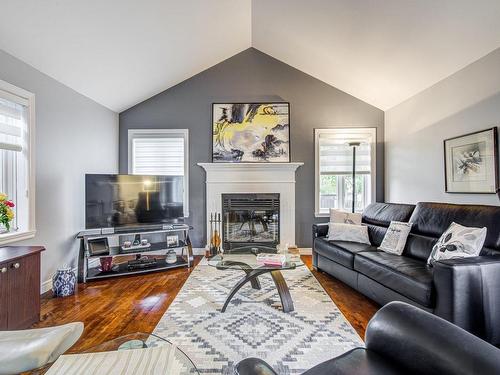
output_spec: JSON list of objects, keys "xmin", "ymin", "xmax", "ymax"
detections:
[
  {"xmin": 385, "ymin": 48, "xmax": 500, "ymax": 206},
  {"xmin": 0, "ymin": 50, "xmax": 118, "ymax": 288}
]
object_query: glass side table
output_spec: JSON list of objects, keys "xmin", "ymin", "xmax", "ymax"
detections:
[{"xmin": 34, "ymin": 332, "xmax": 199, "ymax": 374}]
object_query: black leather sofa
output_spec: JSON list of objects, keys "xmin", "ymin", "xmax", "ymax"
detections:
[
  {"xmin": 312, "ymin": 202, "xmax": 500, "ymax": 345},
  {"xmin": 235, "ymin": 301, "xmax": 500, "ymax": 375}
]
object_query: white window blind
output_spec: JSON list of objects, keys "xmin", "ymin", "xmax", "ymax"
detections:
[
  {"xmin": 319, "ymin": 134, "xmax": 371, "ymax": 175},
  {"xmin": 132, "ymin": 137, "xmax": 185, "ymax": 175},
  {"xmin": 0, "ymin": 96, "xmax": 27, "ymax": 152}
]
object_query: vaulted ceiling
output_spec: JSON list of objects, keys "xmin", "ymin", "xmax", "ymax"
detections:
[{"xmin": 1, "ymin": 0, "xmax": 500, "ymax": 112}]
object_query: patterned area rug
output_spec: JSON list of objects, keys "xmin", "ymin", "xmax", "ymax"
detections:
[{"xmin": 153, "ymin": 259, "xmax": 363, "ymax": 374}]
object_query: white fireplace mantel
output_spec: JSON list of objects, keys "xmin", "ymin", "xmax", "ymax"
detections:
[{"xmin": 198, "ymin": 162, "xmax": 304, "ymax": 247}]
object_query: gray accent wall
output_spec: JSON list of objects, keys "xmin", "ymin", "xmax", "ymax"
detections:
[
  {"xmin": 0, "ymin": 49, "xmax": 118, "ymax": 287},
  {"xmin": 386, "ymin": 47, "xmax": 500, "ymax": 206},
  {"xmin": 119, "ymin": 48, "xmax": 384, "ymax": 247}
]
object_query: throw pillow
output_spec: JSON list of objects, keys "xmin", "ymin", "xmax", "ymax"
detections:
[
  {"xmin": 427, "ymin": 222, "xmax": 487, "ymax": 266},
  {"xmin": 328, "ymin": 223, "xmax": 370, "ymax": 244},
  {"xmin": 330, "ymin": 209, "xmax": 362, "ymax": 225},
  {"xmin": 378, "ymin": 221, "xmax": 412, "ymax": 255}
]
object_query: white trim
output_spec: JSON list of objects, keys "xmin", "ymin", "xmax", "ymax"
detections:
[
  {"xmin": 0, "ymin": 79, "xmax": 36, "ymax": 243},
  {"xmin": 128, "ymin": 128, "xmax": 189, "ymax": 217},
  {"xmin": 0, "ymin": 229, "xmax": 36, "ymax": 246},
  {"xmin": 314, "ymin": 127, "xmax": 377, "ymax": 217},
  {"xmin": 299, "ymin": 247, "xmax": 312, "ymax": 255}
]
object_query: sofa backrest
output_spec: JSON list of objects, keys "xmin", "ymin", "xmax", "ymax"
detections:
[
  {"xmin": 407, "ymin": 202, "xmax": 500, "ymax": 260},
  {"xmin": 362, "ymin": 203, "xmax": 416, "ymax": 246}
]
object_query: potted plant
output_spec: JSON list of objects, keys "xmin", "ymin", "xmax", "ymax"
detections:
[{"xmin": 0, "ymin": 193, "xmax": 15, "ymax": 233}]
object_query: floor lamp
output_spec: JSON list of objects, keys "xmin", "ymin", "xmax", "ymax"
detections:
[{"xmin": 348, "ymin": 142, "xmax": 361, "ymax": 213}]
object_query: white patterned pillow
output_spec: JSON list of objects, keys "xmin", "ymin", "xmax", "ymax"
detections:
[
  {"xmin": 427, "ymin": 222, "xmax": 487, "ymax": 266},
  {"xmin": 328, "ymin": 223, "xmax": 370, "ymax": 244},
  {"xmin": 330, "ymin": 209, "xmax": 362, "ymax": 225},
  {"xmin": 378, "ymin": 221, "xmax": 412, "ymax": 255}
]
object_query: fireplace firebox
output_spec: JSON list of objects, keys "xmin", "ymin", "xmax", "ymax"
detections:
[{"xmin": 222, "ymin": 193, "xmax": 280, "ymax": 252}]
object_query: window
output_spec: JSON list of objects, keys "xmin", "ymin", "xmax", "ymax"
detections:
[
  {"xmin": 315, "ymin": 128, "xmax": 376, "ymax": 216},
  {"xmin": 128, "ymin": 129, "xmax": 189, "ymax": 217},
  {"xmin": 0, "ymin": 80, "xmax": 35, "ymax": 244}
]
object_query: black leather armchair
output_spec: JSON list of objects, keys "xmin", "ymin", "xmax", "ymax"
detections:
[{"xmin": 235, "ymin": 302, "xmax": 500, "ymax": 375}]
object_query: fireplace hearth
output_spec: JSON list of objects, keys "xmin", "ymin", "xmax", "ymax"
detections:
[{"xmin": 222, "ymin": 193, "xmax": 279, "ymax": 252}]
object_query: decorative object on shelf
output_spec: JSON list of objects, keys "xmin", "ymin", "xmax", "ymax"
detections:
[
  {"xmin": 209, "ymin": 212, "xmax": 222, "ymax": 256},
  {"xmin": 166, "ymin": 249, "xmax": 177, "ymax": 264},
  {"xmin": 99, "ymin": 256, "xmax": 113, "ymax": 272},
  {"xmin": 87, "ymin": 237, "xmax": 109, "ymax": 256},
  {"xmin": 444, "ymin": 127, "xmax": 498, "ymax": 193},
  {"xmin": 166, "ymin": 235, "xmax": 179, "ymax": 247},
  {"xmin": 52, "ymin": 267, "xmax": 76, "ymax": 297},
  {"xmin": 0, "ymin": 193, "xmax": 15, "ymax": 233},
  {"xmin": 212, "ymin": 102, "xmax": 290, "ymax": 162}
]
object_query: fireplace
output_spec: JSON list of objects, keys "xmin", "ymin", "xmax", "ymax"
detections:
[{"xmin": 222, "ymin": 193, "xmax": 280, "ymax": 252}]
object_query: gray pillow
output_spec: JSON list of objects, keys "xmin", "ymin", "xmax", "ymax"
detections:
[
  {"xmin": 329, "ymin": 209, "xmax": 362, "ymax": 225},
  {"xmin": 328, "ymin": 223, "xmax": 370, "ymax": 244},
  {"xmin": 427, "ymin": 222, "xmax": 487, "ymax": 266}
]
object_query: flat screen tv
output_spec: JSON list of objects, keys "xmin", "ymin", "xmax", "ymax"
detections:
[{"xmin": 85, "ymin": 174, "xmax": 184, "ymax": 230}]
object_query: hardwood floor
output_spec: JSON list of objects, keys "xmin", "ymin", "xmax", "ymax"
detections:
[{"xmin": 34, "ymin": 255, "xmax": 378, "ymax": 353}]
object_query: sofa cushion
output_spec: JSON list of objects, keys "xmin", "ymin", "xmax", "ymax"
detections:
[
  {"xmin": 314, "ymin": 238, "xmax": 377, "ymax": 269},
  {"xmin": 402, "ymin": 233, "xmax": 438, "ymax": 261},
  {"xmin": 366, "ymin": 225, "xmax": 387, "ymax": 247},
  {"xmin": 362, "ymin": 202, "xmax": 416, "ymax": 228},
  {"xmin": 409, "ymin": 202, "xmax": 500, "ymax": 251},
  {"xmin": 354, "ymin": 251, "xmax": 434, "ymax": 307}
]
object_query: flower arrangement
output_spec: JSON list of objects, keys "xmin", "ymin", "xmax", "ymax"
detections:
[{"xmin": 0, "ymin": 193, "xmax": 15, "ymax": 231}]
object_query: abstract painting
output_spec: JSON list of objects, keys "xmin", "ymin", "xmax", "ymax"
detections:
[
  {"xmin": 444, "ymin": 127, "xmax": 498, "ymax": 193},
  {"xmin": 212, "ymin": 103, "xmax": 290, "ymax": 162}
]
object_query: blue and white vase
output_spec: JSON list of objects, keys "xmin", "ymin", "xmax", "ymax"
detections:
[{"xmin": 52, "ymin": 267, "xmax": 76, "ymax": 297}]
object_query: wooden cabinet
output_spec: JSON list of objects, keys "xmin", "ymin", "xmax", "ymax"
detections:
[{"xmin": 0, "ymin": 246, "xmax": 45, "ymax": 330}]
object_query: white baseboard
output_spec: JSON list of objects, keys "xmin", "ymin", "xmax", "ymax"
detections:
[{"xmin": 299, "ymin": 247, "xmax": 312, "ymax": 255}]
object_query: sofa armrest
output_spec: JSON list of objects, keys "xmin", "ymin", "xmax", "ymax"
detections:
[
  {"xmin": 366, "ymin": 301, "xmax": 500, "ymax": 375},
  {"xmin": 433, "ymin": 255, "xmax": 500, "ymax": 346},
  {"xmin": 312, "ymin": 222, "xmax": 329, "ymax": 238}
]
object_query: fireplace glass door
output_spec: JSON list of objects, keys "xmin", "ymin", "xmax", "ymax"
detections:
[{"xmin": 222, "ymin": 193, "xmax": 279, "ymax": 251}]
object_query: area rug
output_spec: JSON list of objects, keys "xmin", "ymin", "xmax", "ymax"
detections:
[{"xmin": 152, "ymin": 258, "xmax": 363, "ymax": 374}]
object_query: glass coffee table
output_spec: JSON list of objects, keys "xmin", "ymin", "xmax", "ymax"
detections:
[
  {"xmin": 38, "ymin": 332, "xmax": 199, "ymax": 374},
  {"xmin": 208, "ymin": 246, "xmax": 304, "ymax": 313}
]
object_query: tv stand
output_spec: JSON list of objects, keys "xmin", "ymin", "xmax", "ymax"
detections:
[{"xmin": 76, "ymin": 225, "xmax": 193, "ymax": 282}]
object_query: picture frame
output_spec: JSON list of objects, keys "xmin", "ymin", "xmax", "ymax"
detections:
[
  {"xmin": 444, "ymin": 127, "xmax": 498, "ymax": 194},
  {"xmin": 87, "ymin": 237, "xmax": 110, "ymax": 256},
  {"xmin": 212, "ymin": 102, "xmax": 290, "ymax": 163},
  {"xmin": 167, "ymin": 235, "xmax": 179, "ymax": 247}
]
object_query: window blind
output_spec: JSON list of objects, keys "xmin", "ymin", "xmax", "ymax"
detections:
[
  {"xmin": 319, "ymin": 133, "xmax": 372, "ymax": 174},
  {"xmin": 0, "ymin": 96, "xmax": 27, "ymax": 152},
  {"xmin": 132, "ymin": 137, "xmax": 185, "ymax": 175}
]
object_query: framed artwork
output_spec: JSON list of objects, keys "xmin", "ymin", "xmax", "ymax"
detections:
[
  {"xmin": 444, "ymin": 127, "xmax": 498, "ymax": 193},
  {"xmin": 212, "ymin": 102, "xmax": 290, "ymax": 162}
]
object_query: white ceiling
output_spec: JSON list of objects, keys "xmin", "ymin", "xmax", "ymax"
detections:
[
  {"xmin": 252, "ymin": 0, "xmax": 500, "ymax": 110},
  {"xmin": 1, "ymin": 0, "xmax": 500, "ymax": 112},
  {"xmin": 0, "ymin": 0, "xmax": 252, "ymax": 112}
]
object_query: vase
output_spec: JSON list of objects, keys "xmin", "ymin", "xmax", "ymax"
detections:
[
  {"xmin": 52, "ymin": 268, "xmax": 76, "ymax": 297},
  {"xmin": 100, "ymin": 256, "xmax": 113, "ymax": 272},
  {"xmin": 166, "ymin": 249, "xmax": 177, "ymax": 264}
]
